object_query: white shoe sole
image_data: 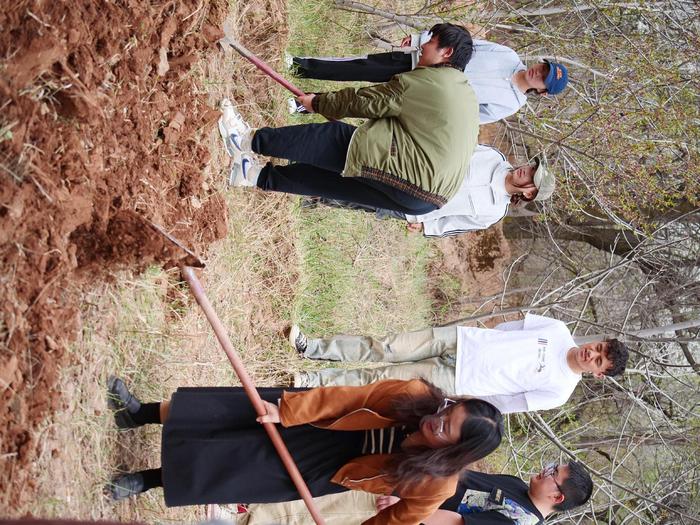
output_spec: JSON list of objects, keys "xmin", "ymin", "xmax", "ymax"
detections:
[
  {"xmin": 288, "ymin": 324, "xmax": 301, "ymax": 348},
  {"xmin": 218, "ymin": 98, "xmax": 250, "ymax": 157},
  {"xmin": 218, "ymin": 118, "xmax": 240, "ymax": 158}
]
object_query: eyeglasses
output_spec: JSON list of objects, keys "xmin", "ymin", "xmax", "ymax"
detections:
[
  {"xmin": 543, "ymin": 463, "xmax": 563, "ymax": 493},
  {"xmin": 433, "ymin": 398, "xmax": 457, "ymax": 441}
]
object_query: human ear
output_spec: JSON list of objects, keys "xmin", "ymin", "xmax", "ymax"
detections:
[{"xmin": 442, "ymin": 47, "xmax": 454, "ymax": 58}]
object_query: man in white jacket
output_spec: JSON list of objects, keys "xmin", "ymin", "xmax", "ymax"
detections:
[
  {"xmin": 289, "ymin": 37, "xmax": 569, "ymax": 124},
  {"xmin": 303, "ymin": 145, "xmax": 556, "ymax": 237},
  {"xmin": 289, "ymin": 314, "xmax": 629, "ymax": 414}
]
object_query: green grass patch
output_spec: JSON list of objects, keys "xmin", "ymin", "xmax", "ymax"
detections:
[
  {"xmin": 285, "ymin": 0, "xmax": 434, "ymax": 338},
  {"xmin": 287, "ymin": 0, "xmax": 368, "ymax": 61},
  {"xmin": 293, "ymin": 204, "xmax": 433, "ymax": 337}
]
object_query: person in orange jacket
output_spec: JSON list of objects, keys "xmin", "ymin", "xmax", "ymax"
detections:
[{"xmin": 106, "ymin": 377, "xmax": 503, "ymax": 525}]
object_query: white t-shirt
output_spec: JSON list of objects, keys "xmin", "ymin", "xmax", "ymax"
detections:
[
  {"xmin": 455, "ymin": 314, "xmax": 580, "ymax": 413},
  {"xmin": 463, "ymin": 40, "xmax": 528, "ymax": 124},
  {"xmin": 410, "ymin": 37, "xmax": 527, "ymax": 123}
]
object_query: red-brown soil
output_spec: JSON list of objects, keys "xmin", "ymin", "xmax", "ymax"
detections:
[
  {"xmin": 430, "ymin": 224, "xmax": 513, "ymax": 324},
  {"xmin": 0, "ymin": 0, "xmax": 231, "ymax": 506},
  {"xmin": 429, "ymin": 125, "xmax": 515, "ymax": 325}
]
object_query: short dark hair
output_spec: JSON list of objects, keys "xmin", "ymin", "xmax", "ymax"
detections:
[
  {"xmin": 554, "ymin": 461, "xmax": 593, "ymax": 511},
  {"xmin": 428, "ymin": 23, "xmax": 474, "ymax": 70},
  {"xmin": 604, "ymin": 338, "xmax": 629, "ymax": 376}
]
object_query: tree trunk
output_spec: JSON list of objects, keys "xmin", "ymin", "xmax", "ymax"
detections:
[{"xmin": 502, "ymin": 218, "xmax": 643, "ymax": 258}]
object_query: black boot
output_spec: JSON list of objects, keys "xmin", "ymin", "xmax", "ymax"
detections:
[
  {"xmin": 107, "ymin": 376, "xmax": 142, "ymax": 429},
  {"xmin": 107, "ymin": 473, "xmax": 145, "ymax": 501}
]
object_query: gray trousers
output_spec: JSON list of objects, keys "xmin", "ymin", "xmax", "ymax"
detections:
[{"xmin": 294, "ymin": 326, "xmax": 457, "ymax": 393}]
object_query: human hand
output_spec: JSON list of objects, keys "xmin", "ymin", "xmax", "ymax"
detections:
[
  {"xmin": 257, "ymin": 400, "xmax": 281, "ymax": 424},
  {"xmin": 376, "ymin": 495, "xmax": 400, "ymax": 511},
  {"xmin": 296, "ymin": 94, "xmax": 316, "ymax": 113},
  {"xmin": 406, "ymin": 222, "xmax": 423, "ymax": 233}
]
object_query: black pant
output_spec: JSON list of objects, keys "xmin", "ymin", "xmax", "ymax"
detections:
[
  {"xmin": 253, "ymin": 122, "xmax": 437, "ymax": 215},
  {"xmin": 302, "ymin": 197, "xmax": 408, "ymax": 220},
  {"xmin": 292, "ymin": 52, "xmax": 412, "ymax": 83}
]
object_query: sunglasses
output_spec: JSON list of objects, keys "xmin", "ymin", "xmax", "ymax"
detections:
[{"xmin": 433, "ymin": 398, "xmax": 457, "ymax": 441}]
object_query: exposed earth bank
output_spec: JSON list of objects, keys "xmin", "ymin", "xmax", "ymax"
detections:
[{"xmin": 0, "ymin": 0, "xmax": 230, "ymax": 506}]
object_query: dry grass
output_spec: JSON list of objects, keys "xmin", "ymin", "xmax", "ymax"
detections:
[{"xmin": 21, "ymin": 1, "xmax": 299, "ymax": 519}]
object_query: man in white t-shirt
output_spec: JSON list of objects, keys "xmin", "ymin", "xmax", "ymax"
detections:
[{"xmin": 289, "ymin": 314, "xmax": 629, "ymax": 414}]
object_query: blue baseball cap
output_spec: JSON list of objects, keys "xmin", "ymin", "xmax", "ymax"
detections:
[{"xmin": 543, "ymin": 60, "xmax": 568, "ymax": 95}]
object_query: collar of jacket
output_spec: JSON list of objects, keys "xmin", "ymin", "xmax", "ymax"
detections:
[{"xmin": 490, "ymin": 166, "xmax": 510, "ymax": 202}]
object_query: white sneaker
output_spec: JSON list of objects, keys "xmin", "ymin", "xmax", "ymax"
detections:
[
  {"xmin": 228, "ymin": 155, "xmax": 262, "ymax": 187},
  {"xmin": 284, "ymin": 51, "xmax": 294, "ymax": 70},
  {"xmin": 288, "ymin": 324, "xmax": 308, "ymax": 354},
  {"xmin": 218, "ymin": 98, "xmax": 252, "ymax": 158},
  {"xmin": 287, "ymin": 97, "xmax": 310, "ymax": 115}
]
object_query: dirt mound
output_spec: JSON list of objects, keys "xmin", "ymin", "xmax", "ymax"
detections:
[
  {"xmin": 0, "ymin": 0, "xmax": 229, "ymax": 506},
  {"xmin": 430, "ymin": 224, "xmax": 513, "ymax": 323}
]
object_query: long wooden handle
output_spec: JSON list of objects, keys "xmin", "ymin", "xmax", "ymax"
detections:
[
  {"xmin": 180, "ymin": 266, "xmax": 326, "ymax": 525},
  {"xmin": 225, "ymin": 38, "xmax": 305, "ymax": 97}
]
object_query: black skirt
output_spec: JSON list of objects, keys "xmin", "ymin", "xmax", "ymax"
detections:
[{"xmin": 161, "ymin": 387, "xmax": 365, "ymax": 507}]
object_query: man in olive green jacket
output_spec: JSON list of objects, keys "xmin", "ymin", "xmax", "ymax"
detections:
[{"xmin": 220, "ymin": 23, "xmax": 480, "ymax": 214}]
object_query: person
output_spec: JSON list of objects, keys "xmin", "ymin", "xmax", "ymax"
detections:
[
  {"xmin": 106, "ymin": 376, "xmax": 503, "ymax": 525},
  {"xmin": 288, "ymin": 35, "xmax": 569, "ymax": 124},
  {"xmin": 289, "ymin": 313, "xmax": 630, "ymax": 414},
  {"xmin": 298, "ymin": 145, "xmax": 556, "ymax": 237},
  {"xmin": 218, "ymin": 23, "xmax": 480, "ymax": 215},
  {"xmin": 225, "ymin": 460, "xmax": 593, "ymax": 525}
]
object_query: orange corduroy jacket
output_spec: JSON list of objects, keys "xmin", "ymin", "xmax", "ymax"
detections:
[{"xmin": 279, "ymin": 379, "xmax": 459, "ymax": 525}]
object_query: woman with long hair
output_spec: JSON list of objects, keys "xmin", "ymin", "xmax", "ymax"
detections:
[{"xmin": 107, "ymin": 377, "xmax": 503, "ymax": 524}]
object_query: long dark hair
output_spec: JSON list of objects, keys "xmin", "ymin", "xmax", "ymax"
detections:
[{"xmin": 385, "ymin": 380, "xmax": 503, "ymax": 488}]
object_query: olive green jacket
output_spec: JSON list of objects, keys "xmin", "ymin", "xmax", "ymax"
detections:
[{"xmin": 313, "ymin": 66, "xmax": 479, "ymax": 208}]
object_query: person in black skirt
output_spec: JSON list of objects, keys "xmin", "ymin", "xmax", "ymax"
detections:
[{"xmin": 106, "ymin": 377, "xmax": 503, "ymax": 525}]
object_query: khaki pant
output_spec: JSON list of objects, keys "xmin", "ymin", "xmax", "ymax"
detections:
[
  {"xmin": 295, "ymin": 327, "xmax": 457, "ymax": 393},
  {"xmin": 234, "ymin": 491, "xmax": 378, "ymax": 524}
]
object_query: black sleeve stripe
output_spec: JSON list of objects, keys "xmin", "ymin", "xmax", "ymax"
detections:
[{"xmin": 424, "ymin": 206, "xmax": 509, "ymax": 238}]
